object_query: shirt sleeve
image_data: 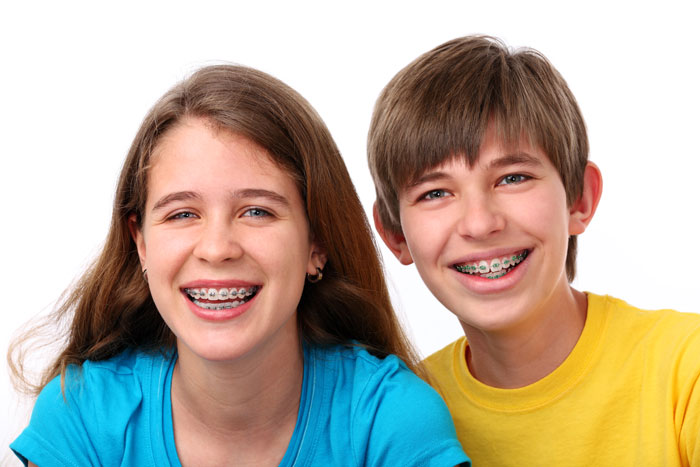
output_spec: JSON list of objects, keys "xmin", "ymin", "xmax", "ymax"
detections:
[
  {"xmin": 10, "ymin": 358, "xmax": 145, "ymax": 467},
  {"xmin": 678, "ymin": 325, "xmax": 700, "ymax": 466},
  {"xmin": 10, "ymin": 371, "xmax": 100, "ymax": 467},
  {"xmin": 351, "ymin": 354, "xmax": 470, "ymax": 467}
]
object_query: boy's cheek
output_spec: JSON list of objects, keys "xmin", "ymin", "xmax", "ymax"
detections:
[{"xmin": 401, "ymin": 221, "xmax": 441, "ymax": 267}]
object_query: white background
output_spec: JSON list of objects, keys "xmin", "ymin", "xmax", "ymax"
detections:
[{"xmin": 2, "ymin": 0, "xmax": 698, "ymax": 457}]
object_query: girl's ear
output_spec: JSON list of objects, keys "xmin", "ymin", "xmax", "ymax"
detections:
[
  {"xmin": 569, "ymin": 162, "xmax": 603, "ymax": 235},
  {"xmin": 306, "ymin": 242, "xmax": 327, "ymax": 275},
  {"xmin": 373, "ymin": 203, "xmax": 414, "ymax": 266},
  {"xmin": 128, "ymin": 214, "xmax": 147, "ymax": 268}
]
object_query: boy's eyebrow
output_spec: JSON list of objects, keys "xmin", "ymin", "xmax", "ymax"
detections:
[
  {"xmin": 407, "ymin": 171, "xmax": 451, "ymax": 188},
  {"xmin": 407, "ymin": 152, "xmax": 543, "ymax": 189},
  {"xmin": 151, "ymin": 188, "xmax": 290, "ymax": 212},
  {"xmin": 488, "ymin": 152, "xmax": 544, "ymax": 170}
]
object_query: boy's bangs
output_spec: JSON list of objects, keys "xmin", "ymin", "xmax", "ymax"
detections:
[{"xmin": 397, "ymin": 85, "xmax": 544, "ymax": 191}]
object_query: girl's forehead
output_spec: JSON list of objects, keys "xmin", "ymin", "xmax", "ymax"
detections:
[{"xmin": 145, "ymin": 123, "xmax": 296, "ymax": 197}]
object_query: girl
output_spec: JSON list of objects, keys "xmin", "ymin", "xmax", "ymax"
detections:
[{"xmin": 9, "ymin": 65, "xmax": 468, "ymax": 466}]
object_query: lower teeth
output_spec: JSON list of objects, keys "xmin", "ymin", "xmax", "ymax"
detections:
[
  {"xmin": 192, "ymin": 299, "xmax": 244, "ymax": 310},
  {"xmin": 481, "ymin": 271, "xmax": 507, "ymax": 280}
]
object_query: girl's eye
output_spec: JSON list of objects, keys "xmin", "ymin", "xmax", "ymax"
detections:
[
  {"xmin": 498, "ymin": 174, "xmax": 529, "ymax": 185},
  {"xmin": 169, "ymin": 211, "xmax": 198, "ymax": 220},
  {"xmin": 242, "ymin": 207, "xmax": 271, "ymax": 218},
  {"xmin": 422, "ymin": 189, "xmax": 450, "ymax": 200}
]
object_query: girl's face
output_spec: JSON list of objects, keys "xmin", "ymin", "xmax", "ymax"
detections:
[{"xmin": 130, "ymin": 117, "xmax": 324, "ymax": 363}]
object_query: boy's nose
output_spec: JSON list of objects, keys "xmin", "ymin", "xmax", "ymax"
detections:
[
  {"xmin": 193, "ymin": 219, "xmax": 244, "ymax": 263},
  {"xmin": 455, "ymin": 195, "xmax": 505, "ymax": 239}
]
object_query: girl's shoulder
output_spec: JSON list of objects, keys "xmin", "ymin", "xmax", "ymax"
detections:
[
  {"xmin": 301, "ymin": 344, "xmax": 469, "ymax": 466},
  {"xmin": 312, "ymin": 343, "xmax": 444, "ymax": 412},
  {"xmin": 54, "ymin": 347, "xmax": 173, "ymax": 398},
  {"xmin": 11, "ymin": 348, "xmax": 176, "ymax": 466},
  {"xmin": 312, "ymin": 343, "xmax": 419, "ymax": 392}
]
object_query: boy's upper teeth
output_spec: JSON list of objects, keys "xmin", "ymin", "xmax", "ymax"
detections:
[
  {"xmin": 455, "ymin": 251, "xmax": 528, "ymax": 275},
  {"xmin": 184, "ymin": 286, "xmax": 257, "ymax": 301}
]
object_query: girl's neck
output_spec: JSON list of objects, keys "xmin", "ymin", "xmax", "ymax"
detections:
[{"xmin": 170, "ymin": 329, "xmax": 304, "ymax": 465}]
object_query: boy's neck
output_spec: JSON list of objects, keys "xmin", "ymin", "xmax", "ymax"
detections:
[{"xmin": 462, "ymin": 287, "xmax": 588, "ymax": 389}]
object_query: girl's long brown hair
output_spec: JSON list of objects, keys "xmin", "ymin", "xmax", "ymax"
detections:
[{"xmin": 9, "ymin": 65, "xmax": 420, "ymax": 395}]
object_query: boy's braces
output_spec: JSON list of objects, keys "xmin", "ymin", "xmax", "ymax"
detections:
[{"xmin": 455, "ymin": 250, "xmax": 528, "ymax": 278}]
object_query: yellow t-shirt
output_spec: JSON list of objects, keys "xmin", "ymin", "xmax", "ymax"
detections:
[{"xmin": 423, "ymin": 293, "xmax": 700, "ymax": 466}]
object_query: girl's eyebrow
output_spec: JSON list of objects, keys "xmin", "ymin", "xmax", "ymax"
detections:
[
  {"xmin": 232, "ymin": 188, "xmax": 290, "ymax": 207},
  {"xmin": 151, "ymin": 189, "xmax": 290, "ymax": 213},
  {"xmin": 152, "ymin": 191, "xmax": 201, "ymax": 212}
]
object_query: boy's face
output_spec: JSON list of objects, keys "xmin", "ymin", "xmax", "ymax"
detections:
[{"xmin": 383, "ymin": 123, "xmax": 588, "ymax": 335}]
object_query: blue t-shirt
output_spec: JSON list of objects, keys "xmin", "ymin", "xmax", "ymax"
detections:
[{"xmin": 11, "ymin": 344, "xmax": 469, "ymax": 466}]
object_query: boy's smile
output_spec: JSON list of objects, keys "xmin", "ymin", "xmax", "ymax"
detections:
[{"xmin": 385, "ymin": 123, "xmax": 585, "ymax": 335}]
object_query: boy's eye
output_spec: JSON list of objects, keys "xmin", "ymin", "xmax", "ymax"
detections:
[
  {"xmin": 422, "ymin": 189, "xmax": 450, "ymax": 200},
  {"xmin": 242, "ymin": 207, "xmax": 271, "ymax": 218},
  {"xmin": 498, "ymin": 174, "xmax": 529, "ymax": 185}
]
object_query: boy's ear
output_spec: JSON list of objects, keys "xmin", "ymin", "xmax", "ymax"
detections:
[
  {"xmin": 128, "ymin": 214, "xmax": 147, "ymax": 268},
  {"xmin": 373, "ymin": 203, "xmax": 414, "ymax": 265},
  {"xmin": 568, "ymin": 162, "xmax": 603, "ymax": 235}
]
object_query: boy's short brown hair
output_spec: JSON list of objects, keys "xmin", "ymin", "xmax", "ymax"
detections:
[{"xmin": 368, "ymin": 35, "xmax": 588, "ymax": 281}]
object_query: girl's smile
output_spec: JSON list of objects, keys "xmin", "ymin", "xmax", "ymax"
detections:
[{"xmin": 130, "ymin": 117, "xmax": 324, "ymax": 363}]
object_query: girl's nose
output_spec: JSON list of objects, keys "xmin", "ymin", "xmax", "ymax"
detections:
[{"xmin": 193, "ymin": 218, "xmax": 244, "ymax": 263}]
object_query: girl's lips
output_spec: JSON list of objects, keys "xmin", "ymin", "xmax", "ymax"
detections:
[
  {"xmin": 184, "ymin": 286, "xmax": 259, "ymax": 301},
  {"xmin": 184, "ymin": 289, "xmax": 258, "ymax": 322},
  {"xmin": 180, "ymin": 279, "xmax": 258, "ymax": 289}
]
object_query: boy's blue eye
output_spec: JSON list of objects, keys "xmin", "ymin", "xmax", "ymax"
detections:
[
  {"xmin": 423, "ymin": 189, "xmax": 449, "ymax": 200},
  {"xmin": 243, "ymin": 207, "xmax": 271, "ymax": 218},
  {"xmin": 499, "ymin": 174, "xmax": 528, "ymax": 185}
]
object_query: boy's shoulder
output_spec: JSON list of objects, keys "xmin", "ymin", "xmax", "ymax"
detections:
[
  {"xmin": 592, "ymin": 293, "xmax": 700, "ymax": 374},
  {"xmin": 421, "ymin": 337, "xmax": 467, "ymax": 396},
  {"xmin": 420, "ymin": 294, "xmax": 700, "ymax": 465},
  {"xmin": 422, "ymin": 292, "xmax": 700, "ymax": 390},
  {"xmin": 590, "ymin": 292, "xmax": 700, "ymax": 339}
]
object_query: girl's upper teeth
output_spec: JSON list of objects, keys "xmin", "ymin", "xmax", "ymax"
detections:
[
  {"xmin": 456, "ymin": 251, "xmax": 528, "ymax": 275},
  {"xmin": 184, "ymin": 286, "xmax": 257, "ymax": 301}
]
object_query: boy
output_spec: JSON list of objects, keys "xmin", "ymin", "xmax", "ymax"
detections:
[{"xmin": 368, "ymin": 35, "xmax": 700, "ymax": 465}]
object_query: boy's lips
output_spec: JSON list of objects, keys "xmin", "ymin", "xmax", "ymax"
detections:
[
  {"xmin": 453, "ymin": 249, "xmax": 531, "ymax": 281},
  {"xmin": 453, "ymin": 248, "xmax": 530, "ymax": 267}
]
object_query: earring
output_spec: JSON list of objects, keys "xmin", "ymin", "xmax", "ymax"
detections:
[
  {"xmin": 142, "ymin": 269, "xmax": 148, "ymax": 283},
  {"xmin": 306, "ymin": 267, "xmax": 323, "ymax": 283}
]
